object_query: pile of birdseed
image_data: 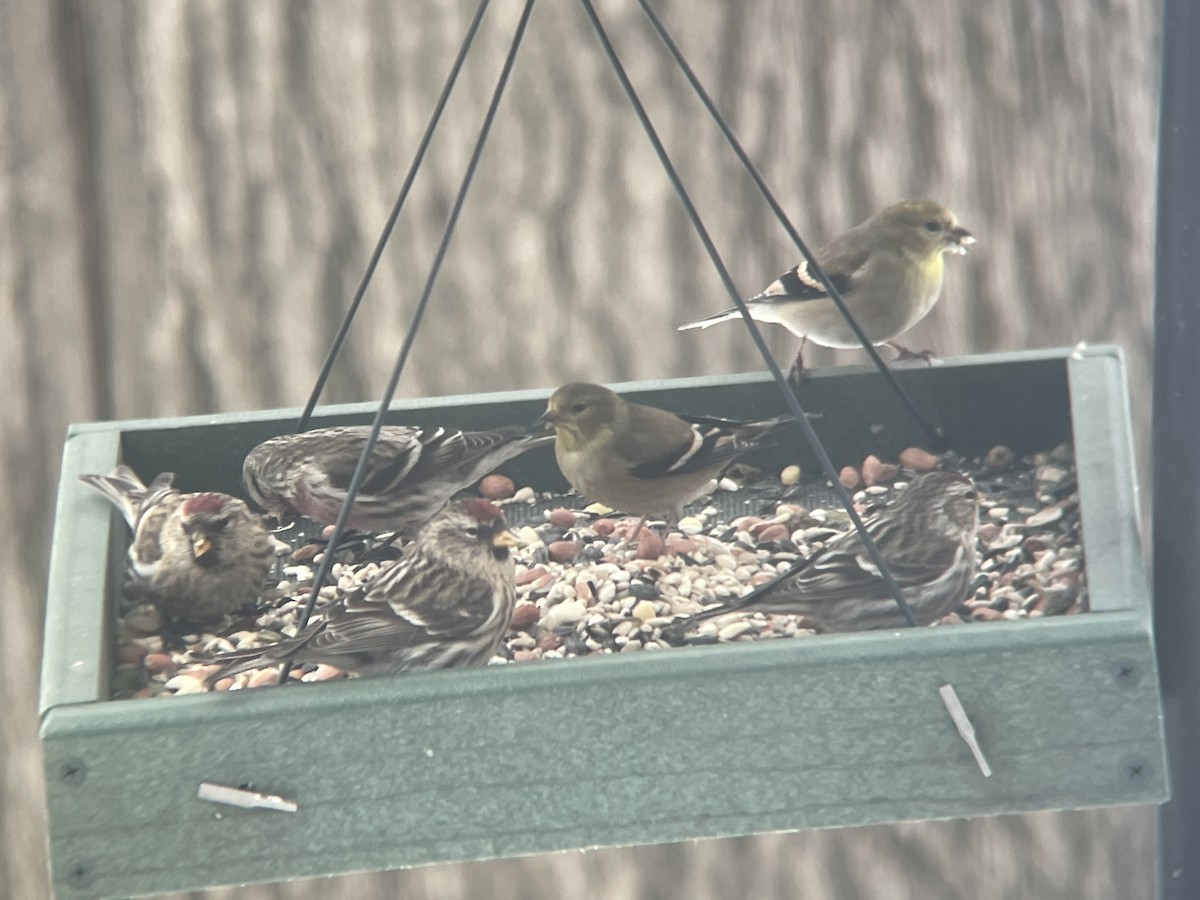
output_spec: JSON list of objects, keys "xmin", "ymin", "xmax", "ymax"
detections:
[{"xmin": 110, "ymin": 443, "xmax": 1086, "ymax": 699}]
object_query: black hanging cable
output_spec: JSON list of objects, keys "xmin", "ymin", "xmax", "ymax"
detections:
[
  {"xmin": 578, "ymin": 0, "xmax": 918, "ymax": 627},
  {"xmin": 295, "ymin": 0, "xmax": 494, "ymax": 433},
  {"xmin": 281, "ymin": 0, "xmax": 538, "ymax": 681},
  {"xmin": 637, "ymin": 0, "xmax": 945, "ymax": 451}
]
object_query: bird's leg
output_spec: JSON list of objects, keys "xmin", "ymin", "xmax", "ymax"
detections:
[
  {"xmin": 160, "ymin": 612, "xmax": 202, "ymax": 652},
  {"xmin": 611, "ymin": 514, "xmax": 660, "ymax": 556},
  {"xmin": 630, "ymin": 515, "xmax": 649, "ymax": 538},
  {"xmin": 619, "ymin": 515, "xmax": 650, "ymax": 551},
  {"xmin": 607, "ymin": 516, "xmax": 642, "ymax": 552},
  {"xmin": 886, "ymin": 341, "xmax": 937, "ymax": 365},
  {"xmin": 354, "ymin": 530, "xmax": 407, "ymax": 563},
  {"xmin": 301, "ymin": 527, "xmax": 377, "ymax": 563},
  {"xmin": 787, "ymin": 337, "xmax": 809, "ymax": 385},
  {"xmin": 267, "ymin": 517, "xmax": 298, "ymax": 536}
]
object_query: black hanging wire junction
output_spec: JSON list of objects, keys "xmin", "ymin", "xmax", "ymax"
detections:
[
  {"xmin": 577, "ymin": 0, "xmax": 919, "ymax": 627},
  {"xmin": 282, "ymin": 0, "xmax": 539, "ymax": 681},
  {"xmin": 637, "ymin": 0, "xmax": 945, "ymax": 451},
  {"xmin": 284, "ymin": 0, "xmax": 960, "ymax": 649},
  {"xmin": 295, "ymin": 0, "xmax": 494, "ymax": 434}
]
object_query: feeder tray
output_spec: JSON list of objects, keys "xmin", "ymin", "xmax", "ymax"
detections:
[{"xmin": 41, "ymin": 346, "xmax": 1166, "ymax": 899}]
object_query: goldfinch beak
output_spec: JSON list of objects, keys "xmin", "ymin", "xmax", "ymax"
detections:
[
  {"xmin": 192, "ymin": 534, "xmax": 214, "ymax": 558},
  {"xmin": 535, "ymin": 409, "xmax": 559, "ymax": 429},
  {"xmin": 947, "ymin": 227, "xmax": 976, "ymax": 255},
  {"xmin": 492, "ymin": 528, "xmax": 523, "ymax": 549}
]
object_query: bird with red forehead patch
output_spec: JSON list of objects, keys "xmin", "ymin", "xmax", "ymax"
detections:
[
  {"xmin": 207, "ymin": 498, "xmax": 521, "ymax": 684},
  {"xmin": 241, "ymin": 424, "xmax": 553, "ymax": 534},
  {"xmin": 674, "ymin": 470, "xmax": 980, "ymax": 634},
  {"xmin": 80, "ymin": 466, "xmax": 275, "ymax": 626}
]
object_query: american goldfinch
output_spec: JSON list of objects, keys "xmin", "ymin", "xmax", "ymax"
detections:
[
  {"xmin": 682, "ymin": 471, "xmax": 979, "ymax": 632},
  {"xmin": 206, "ymin": 499, "xmax": 519, "ymax": 683},
  {"xmin": 678, "ymin": 199, "xmax": 975, "ymax": 376},
  {"xmin": 79, "ymin": 466, "xmax": 274, "ymax": 624},
  {"xmin": 536, "ymin": 382, "xmax": 788, "ymax": 532},
  {"xmin": 242, "ymin": 425, "xmax": 552, "ymax": 534}
]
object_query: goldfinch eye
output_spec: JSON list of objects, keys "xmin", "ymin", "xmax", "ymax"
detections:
[
  {"xmin": 570, "ymin": 402, "xmax": 587, "ymax": 414},
  {"xmin": 924, "ymin": 221, "xmax": 941, "ymax": 232}
]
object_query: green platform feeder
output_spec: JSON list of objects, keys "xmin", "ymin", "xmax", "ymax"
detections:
[{"xmin": 41, "ymin": 346, "xmax": 1166, "ymax": 898}]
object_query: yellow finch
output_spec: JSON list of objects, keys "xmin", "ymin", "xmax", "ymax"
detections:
[
  {"xmin": 537, "ymin": 382, "xmax": 788, "ymax": 533},
  {"xmin": 678, "ymin": 198, "xmax": 975, "ymax": 376}
]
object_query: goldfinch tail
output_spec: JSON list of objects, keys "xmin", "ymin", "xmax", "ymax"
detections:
[{"xmin": 677, "ymin": 307, "xmax": 740, "ymax": 331}]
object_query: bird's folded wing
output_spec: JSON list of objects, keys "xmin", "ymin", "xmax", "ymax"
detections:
[
  {"xmin": 319, "ymin": 426, "xmax": 423, "ymax": 495},
  {"xmin": 789, "ymin": 540, "xmax": 963, "ymax": 603},
  {"xmin": 301, "ymin": 608, "xmax": 437, "ymax": 656},
  {"xmin": 753, "ymin": 241, "xmax": 865, "ymax": 303},
  {"xmin": 620, "ymin": 412, "xmax": 744, "ymax": 479},
  {"xmin": 351, "ymin": 567, "xmax": 502, "ymax": 640},
  {"xmin": 413, "ymin": 425, "xmax": 539, "ymax": 474}
]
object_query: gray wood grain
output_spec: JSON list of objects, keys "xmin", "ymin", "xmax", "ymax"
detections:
[{"xmin": 2, "ymin": 0, "xmax": 1159, "ymax": 896}]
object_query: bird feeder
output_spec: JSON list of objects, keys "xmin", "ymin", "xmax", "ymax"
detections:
[{"xmin": 41, "ymin": 345, "xmax": 1166, "ymax": 899}]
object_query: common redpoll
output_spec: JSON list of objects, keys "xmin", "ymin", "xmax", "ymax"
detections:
[
  {"xmin": 685, "ymin": 471, "xmax": 979, "ymax": 632},
  {"xmin": 79, "ymin": 466, "xmax": 274, "ymax": 624},
  {"xmin": 242, "ymin": 425, "xmax": 552, "ymax": 533},
  {"xmin": 536, "ymin": 382, "xmax": 789, "ymax": 530},
  {"xmin": 206, "ymin": 498, "xmax": 519, "ymax": 682},
  {"xmin": 678, "ymin": 199, "xmax": 975, "ymax": 376}
]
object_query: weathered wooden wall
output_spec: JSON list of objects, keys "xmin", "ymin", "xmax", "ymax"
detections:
[{"xmin": 1, "ymin": 0, "xmax": 1159, "ymax": 896}]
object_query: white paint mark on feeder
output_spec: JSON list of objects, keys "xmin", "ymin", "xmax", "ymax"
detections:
[
  {"xmin": 198, "ymin": 782, "xmax": 298, "ymax": 812},
  {"xmin": 939, "ymin": 683, "xmax": 993, "ymax": 777}
]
